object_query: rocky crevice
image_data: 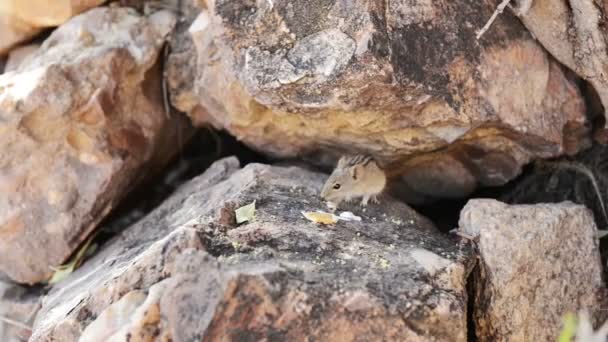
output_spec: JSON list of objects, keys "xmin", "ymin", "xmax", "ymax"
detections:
[
  {"xmin": 0, "ymin": 1, "xmax": 607, "ymax": 341},
  {"xmin": 25, "ymin": 157, "xmax": 475, "ymax": 341}
]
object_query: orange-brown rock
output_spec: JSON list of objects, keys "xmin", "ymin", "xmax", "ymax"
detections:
[
  {"xmin": 513, "ymin": 0, "xmax": 608, "ymax": 128},
  {"xmin": 168, "ymin": 0, "xmax": 588, "ymax": 203},
  {"xmin": 0, "ymin": 0, "xmax": 104, "ymax": 55},
  {"xmin": 0, "ymin": 7, "xmax": 185, "ymax": 284},
  {"xmin": 0, "ymin": 13, "xmax": 40, "ymax": 56}
]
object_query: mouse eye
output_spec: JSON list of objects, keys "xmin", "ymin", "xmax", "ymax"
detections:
[{"xmin": 333, "ymin": 183, "xmax": 341, "ymax": 190}]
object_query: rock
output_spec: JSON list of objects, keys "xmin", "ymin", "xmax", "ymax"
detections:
[
  {"xmin": 0, "ymin": 0, "xmax": 105, "ymax": 27},
  {"xmin": 513, "ymin": 0, "xmax": 608, "ymax": 127},
  {"xmin": 458, "ymin": 199, "xmax": 604, "ymax": 341},
  {"xmin": 0, "ymin": 0, "xmax": 105, "ymax": 55},
  {"xmin": 168, "ymin": 0, "xmax": 588, "ymax": 202},
  {"xmin": 31, "ymin": 157, "xmax": 475, "ymax": 341},
  {"xmin": 0, "ymin": 280, "xmax": 41, "ymax": 342},
  {"xmin": 0, "ymin": 13, "xmax": 40, "ymax": 56},
  {"xmin": 0, "ymin": 7, "xmax": 187, "ymax": 284},
  {"xmin": 499, "ymin": 145, "xmax": 608, "ymax": 231},
  {"xmin": 3, "ymin": 43, "xmax": 39, "ymax": 72}
]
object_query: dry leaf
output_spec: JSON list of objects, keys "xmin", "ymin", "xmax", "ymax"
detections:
[
  {"xmin": 48, "ymin": 233, "xmax": 97, "ymax": 284},
  {"xmin": 235, "ymin": 200, "xmax": 256, "ymax": 224},
  {"xmin": 302, "ymin": 211, "xmax": 339, "ymax": 225}
]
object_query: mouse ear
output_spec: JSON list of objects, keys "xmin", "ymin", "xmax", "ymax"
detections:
[
  {"xmin": 349, "ymin": 165, "xmax": 359, "ymax": 180},
  {"xmin": 337, "ymin": 156, "xmax": 348, "ymax": 168}
]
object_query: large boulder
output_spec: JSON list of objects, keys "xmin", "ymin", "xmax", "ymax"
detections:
[
  {"xmin": 458, "ymin": 199, "xmax": 604, "ymax": 341},
  {"xmin": 0, "ymin": 7, "xmax": 187, "ymax": 284},
  {"xmin": 513, "ymin": 0, "xmax": 608, "ymax": 127},
  {"xmin": 0, "ymin": 0, "xmax": 105, "ymax": 55},
  {"xmin": 168, "ymin": 0, "xmax": 588, "ymax": 203},
  {"xmin": 30, "ymin": 157, "xmax": 475, "ymax": 341}
]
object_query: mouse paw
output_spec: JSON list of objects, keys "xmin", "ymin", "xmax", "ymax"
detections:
[
  {"xmin": 371, "ymin": 196, "xmax": 380, "ymax": 204},
  {"xmin": 360, "ymin": 196, "xmax": 370, "ymax": 207}
]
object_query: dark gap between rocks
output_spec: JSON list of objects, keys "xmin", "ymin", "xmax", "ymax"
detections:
[
  {"xmin": 411, "ymin": 198, "xmax": 468, "ymax": 234},
  {"xmin": 466, "ymin": 262, "xmax": 480, "ymax": 342},
  {"xmin": 411, "ymin": 177, "xmax": 515, "ymax": 234},
  {"xmin": 95, "ymin": 128, "xmax": 268, "ymax": 246}
]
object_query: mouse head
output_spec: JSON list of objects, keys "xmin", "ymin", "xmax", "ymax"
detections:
[{"xmin": 320, "ymin": 157, "xmax": 363, "ymax": 203}]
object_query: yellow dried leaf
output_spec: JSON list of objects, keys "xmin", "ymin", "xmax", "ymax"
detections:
[
  {"xmin": 235, "ymin": 200, "xmax": 256, "ymax": 224},
  {"xmin": 48, "ymin": 233, "xmax": 97, "ymax": 284},
  {"xmin": 302, "ymin": 211, "xmax": 339, "ymax": 225}
]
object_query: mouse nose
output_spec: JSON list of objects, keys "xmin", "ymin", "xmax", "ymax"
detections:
[{"xmin": 320, "ymin": 189, "xmax": 332, "ymax": 201}]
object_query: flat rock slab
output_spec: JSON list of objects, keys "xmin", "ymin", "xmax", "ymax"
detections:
[
  {"xmin": 31, "ymin": 157, "xmax": 474, "ymax": 341},
  {"xmin": 459, "ymin": 199, "xmax": 604, "ymax": 341}
]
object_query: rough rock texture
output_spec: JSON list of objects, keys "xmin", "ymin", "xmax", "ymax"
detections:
[
  {"xmin": 0, "ymin": 7, "xmax": 187, "ymax": 284},
  {"xmin": 3, "ymin": 43, "xmax": 39, "ymax": 72},
  {"xmin": 168, "ymin": 0, "xmax": 588, "ymax": 202},
  {"xmin": 499, "ymin": 146, "xmax": 608, "ymax": 230},
  {"xmin": 0, "ymin": 0, "xmax": 104, "ymax": 55},
  {"xmin": 30, "ymin": 157, "xmax": 474, "ymax": 341},
  {"xmin": 0, "ymin": 280, "xmax": 41, "ymax": 342},
  {"xmin": 514, "ymin": 0, "xmax": 608, "ymax": 125},
  {"xmin": 459, "ymin": 199, "xmax": 604, "ymax": 341},
  {"xmin": 498, "ymin": 145, "xmax": 608, "ymax": 269}
]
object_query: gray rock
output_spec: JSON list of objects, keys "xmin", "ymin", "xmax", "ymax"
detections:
[
  {"xmin": 459, "ymin": 199, "xmax": 604, "ymax": 341},
  {"xmin": 3, "ymin": 44, "xmax": 39, "ymax": 72},
  {"xmin": 31, "ymin": 157, "xmax": 474, "ymax": 341},
  {"xmin": 0, "ymin": 280, "xmax": 41, "ymax": 342}
]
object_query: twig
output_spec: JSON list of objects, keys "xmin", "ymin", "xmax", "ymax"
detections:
[
  {"xmin": 550, "ymin": 161, "xmax": 608, "ymax": 226},
  {"xmin": 161, "ymin": 43, "xmax": 171, "ymax": 119},
  {"xmin": 476, "ymin": 0, "xmax": 513, "ymax": 40},
  {"xmin": 0, "ymin": 315, "xmax": 32, "ymax": 332},
  {"xmin": 449, "ymin": 228, "xmax": 477, "ymax": 241}
]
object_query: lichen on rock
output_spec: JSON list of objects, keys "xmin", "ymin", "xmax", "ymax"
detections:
[
  {"xmin": 30, "ymin": 157, "xmax": 475, "ymax": 341},
  {"xmin": 168, "ymin": 0, "xmax": 588, "ymax": 203}
]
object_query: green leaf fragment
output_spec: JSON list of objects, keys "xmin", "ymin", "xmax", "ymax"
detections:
[
  {"xmin": 235, "ymin": 200, "xmax": 256, "ymax": 224},
  {"xmin": 558, "ymin": 312, "xmax": 577, "ymax": 342},
  {"xmin": 48, "ymin": 262, "xmax": 76, "ymax": 285},
  {"xmin": 48, "ymin": 233, "xmax": 97, "ymax": 284}
]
